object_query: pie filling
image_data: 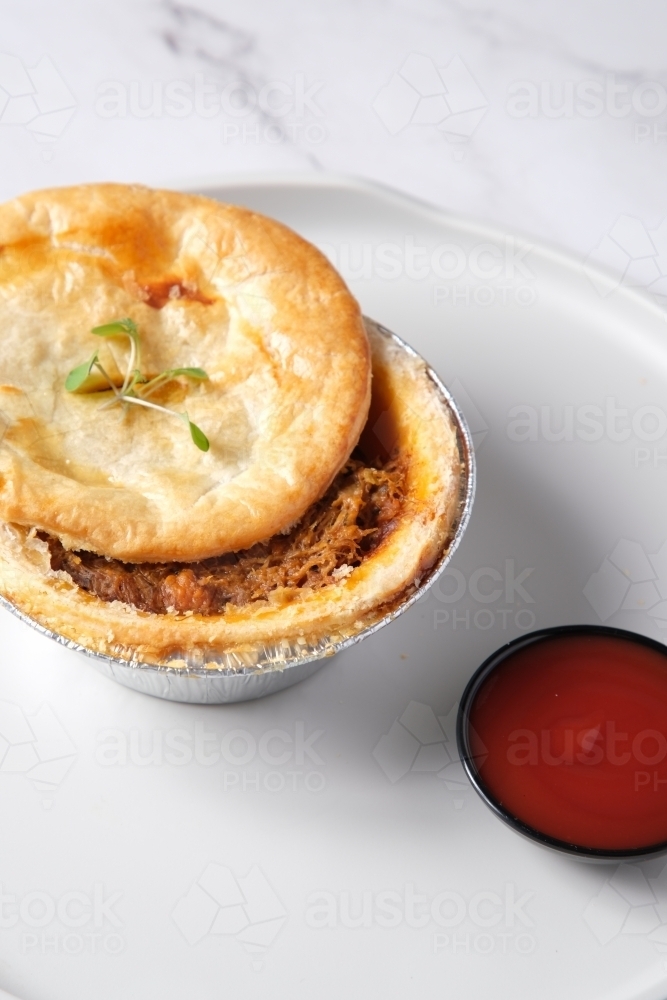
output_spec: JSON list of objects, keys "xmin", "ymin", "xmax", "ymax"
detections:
[{"xmin": 40, "ymin": 453, "xmax": 406, "ymax": 616}]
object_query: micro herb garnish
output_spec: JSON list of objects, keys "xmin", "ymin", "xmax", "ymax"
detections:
[{"xmin": 65, "ymin": 318, "xmax": 210, "ymax": 451}]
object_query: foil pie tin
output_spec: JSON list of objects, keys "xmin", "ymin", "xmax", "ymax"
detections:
[{"xmin": 2, "ymin": 321, "xmax": 476, "ymax": 704}]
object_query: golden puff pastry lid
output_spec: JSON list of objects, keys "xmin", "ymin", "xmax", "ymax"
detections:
[
  {"xmin": 0, "ymin": 321, "xmax": 464, "ymax": 667},
  {"xmin": 0, "ymin": 183, "xmax": 371, "ymax": 562}
]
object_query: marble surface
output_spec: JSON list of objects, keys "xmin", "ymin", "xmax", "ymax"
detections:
[
  {"xmin": 4, "ymin": 8, "xmax": 667, "ymax": 1000},
  {"xmin": 2, "ymin": 0, "xmax": 667, "ymax": 272}
]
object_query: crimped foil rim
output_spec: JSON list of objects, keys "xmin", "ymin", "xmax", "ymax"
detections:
[{"xmin": 0, "ymin": 320, "xmax": 476, "ymax": 678}]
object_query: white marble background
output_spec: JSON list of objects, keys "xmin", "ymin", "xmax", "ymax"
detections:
[
  {"xmin": 2, "ymin": 9, "xmax": 667, "ymax": 1000},
  {"xmin": 2, "ymin": 0, "xmax": 667, "ymax": 273}
]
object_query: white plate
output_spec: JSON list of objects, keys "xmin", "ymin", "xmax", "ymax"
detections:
[{"xmin": 1, "ymin": 175, "xmax": 667, "ymax": 1000}]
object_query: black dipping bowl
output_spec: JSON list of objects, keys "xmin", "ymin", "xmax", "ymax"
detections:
[{"xmin": 456, "ymin": 625, "xmax": 667, "ymax": 861}]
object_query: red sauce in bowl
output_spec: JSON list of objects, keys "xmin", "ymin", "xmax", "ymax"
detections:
[{"xmin": 468, "ymin": 631, "xmax": 667, "ymax": 851}]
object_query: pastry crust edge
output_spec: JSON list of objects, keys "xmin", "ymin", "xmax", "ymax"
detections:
[{"xmin": 0, "ymin": 322, "xmax": 464, "ymax": 668}]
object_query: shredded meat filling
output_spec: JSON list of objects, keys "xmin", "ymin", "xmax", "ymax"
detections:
[{"xmin": 41, "ymin": 454, "xmax": 405, "ymax": 616}]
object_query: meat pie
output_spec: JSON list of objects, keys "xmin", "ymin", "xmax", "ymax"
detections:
[{"xmin": 0, "ymin": 185, "xmax": 463, "ymax": 667}]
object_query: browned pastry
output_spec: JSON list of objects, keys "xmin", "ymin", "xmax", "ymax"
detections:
[
  {"xmin": 0, "ymin": 183, "xmax": 371, "ymax": 561},
  {"xmin": 0, "ymin": 324, "xmax": 463, "ymax": 664},
  {"xmin": 0, "ymin": 184, "xmax": 462, "ymax": 667},
  {"xmin": 40, "ymin": 453, "xmax": 405, "ymax": 615}
]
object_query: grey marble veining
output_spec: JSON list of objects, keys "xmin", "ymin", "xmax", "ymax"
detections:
[{"xmin": 1, "ymin": 0, "xmax": 667, "ymax": 276}]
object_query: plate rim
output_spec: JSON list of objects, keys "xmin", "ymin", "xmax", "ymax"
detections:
[{"xmin": 183, "ymin": 170, "xmax": 667, "ymax": 327}]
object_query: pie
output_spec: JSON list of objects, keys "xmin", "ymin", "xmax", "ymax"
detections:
[{"xmin": 0, "ymin": 184, "xmax": 466, "ymax": 668}]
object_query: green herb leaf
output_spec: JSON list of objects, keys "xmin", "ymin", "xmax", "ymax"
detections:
[
  {"xmin": 185, "ymin": 415, "xmax": 210, "ymax": 452},
  {"xmin": 65, "ymin": 351, "xmax": 99, "ymax": 392},
  {"xmin": 91, "ymin": 318, "xmax": 139, "ymax": 342},
  {"xmin": 66, "ymin": 319, "xmax": 210, "ymax": 452},
  {"xmin": 163, "ymin": 367, "xmax": 209, "ymax": 381},
  {"xmin": 124, "ymin": 369, "xmax": 148, "ymax": 393}
]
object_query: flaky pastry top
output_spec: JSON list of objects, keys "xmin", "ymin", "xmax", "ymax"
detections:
[
  {"xmin": 0, "ymin": 322, "xmax": 465, "ymax": 667},
  {"xmin": 0, "ymin": 184, "xmax": 371, "ymax": 561}
]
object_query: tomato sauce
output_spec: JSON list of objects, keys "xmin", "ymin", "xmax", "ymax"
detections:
[{"xmin": 468, "ymin": 633, "xmax": 667, "ymax": 850}]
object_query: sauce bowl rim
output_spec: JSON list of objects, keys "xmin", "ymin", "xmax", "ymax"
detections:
[{"xmin": 456, "ymin": 624, "xmax": 667, "ymax": 860}]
